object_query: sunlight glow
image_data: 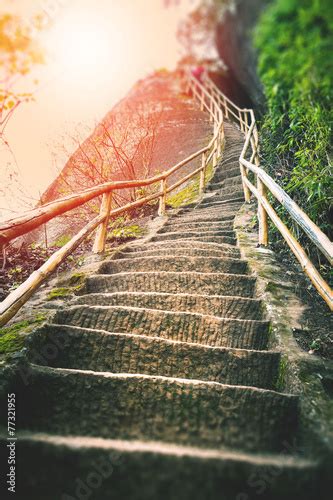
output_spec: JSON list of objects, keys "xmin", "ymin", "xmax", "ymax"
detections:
[{"xmin": 47, "ymin": 9, "xmax": 121, "ymax": 78}]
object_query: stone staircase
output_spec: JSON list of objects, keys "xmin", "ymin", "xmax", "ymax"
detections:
[{"xmin": 1, "ymin": 122, "xmax": 321, "ymax": 499}]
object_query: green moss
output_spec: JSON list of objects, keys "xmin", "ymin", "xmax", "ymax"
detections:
[
  {"xmin": 0, "ymin": 314, "xmax": 47, "ymax": 355},
  {"xmin": 46, "ymin": 284, "xmax": 83, "ymax": 301},
  {"xmin": 68, "ymin": 272, "xmax": 86, "ymax": 286},
  {"xmin": 167, "ymin": 163, "xmax": 214, "ymax": 208},
  {"xmin": 108, "ymin": 224, "xmax": 145, "ymax": 240},
  {"xmin": 276, "ymin": 356, "xmax": 288, "ymax": 391},
  {"xmin": 53, "ymin": 234, "xmax": 72, "ymax": 247}
]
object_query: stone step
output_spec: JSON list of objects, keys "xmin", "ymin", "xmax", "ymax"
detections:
[
  {"xmin": 207, "ymin": 178, "xmax": 243, "ymax": 192},
  {"xmin": 128, "ymin": 240, "xmax": 241, "ymax": 258},
  {"xmin": 178, "ymin": 207, "xmax": 241, "ymax": 219},
  {"xmin": 73, "ymin": 292, "xmax": 264, "ymax": 319},
  {"xmin": 181, "ymin": 200, "xmax": 242, "ymax": 213},
  {"xmin": 28, "ymin": 324, "xmax": 279, "ymax": 389},
  {"xmin": 199, "ymin": 193, "xmax": 244, "ymax": 206},
  {"xmin": 151, "ymin": 231, "xmax": 237, "ymax": 245},
  {"xmin": 86, "ymin": 271, "xmax": 256, "ymax": 298},
  {"xmin": 161, "ymin": 220, "xmax": 234, "ymax": 232},
  {"xmin": 154, "ymin": 236, "xmax": 237, "ymax": 246},
  {"xmin": 13, "ymin": 366, "xmax": 299, "ymax": 453},
  {"xmin": 172, "ymin": 213, "xmax": 236, "ymax": 224},
  {"xmin": 208, "ymin": 184, "xmax": 244, "ymax": 197},
  {"xmin": 218, "ymin": 154, "xmax": 240, "ymax": 164},
  {"xmin": 99, "ymin": 256, "xmax": 248, "ymax": 275},
  {"xmin": 8, "ymin": 433, "xmax": 319, "ymax": 500},
  {"xmin": 53, "ymin": 305, "xmax": 269, "ymax": 349},
  {"xmin": 114, "ymin": 247, "xmax": 241, "ymax": 260},
  {"xmin": 213, "ymin": 167, "xmax": 241, "ymax": 182},
  {"xmin": 206, "ymin": 182, "xmax": 242, "ymax": 192}
]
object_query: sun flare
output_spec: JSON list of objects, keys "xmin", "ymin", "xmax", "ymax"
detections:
[{"xmin": 47, "ymin": 10, "xmax": 118, "ymax": 78}]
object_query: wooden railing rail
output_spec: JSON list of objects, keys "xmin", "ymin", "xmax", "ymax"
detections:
[
  {"xmin": 205, "ymin": 74, "xmax": 333, "ymax": 310},
  {"xmin": 0, "ymin": 72, "xmax": 224, "ymax": 326},
  {"xmin": 1, "ymin": 68, "xmax": 331, "ymax": 325}
]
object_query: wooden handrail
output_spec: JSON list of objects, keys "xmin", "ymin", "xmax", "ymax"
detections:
[
  {"xmin": 0, "ymin": 71, "xmax": 224, "ymax": 325},
  {"xmin": 240, "ymin": 158, "xmax": 333, "ymax": 264},
  {"xmin": 206, "ymin": 74, "xmax": 332, "ymax": 309},
  {"xmin": 1, "ymin": 68, "xmax": 332, "ymax": 326}
]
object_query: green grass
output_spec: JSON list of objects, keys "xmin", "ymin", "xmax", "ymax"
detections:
[{"xmin": 254, "ymin": 0, "xmax": 333, "ymax": 236}]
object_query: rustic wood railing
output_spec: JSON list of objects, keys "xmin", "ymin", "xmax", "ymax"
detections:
[
  {"xmin": 203, "ymin": 73, "xmax": 333, "ymax": 310},
  {"xmin": 0, "ymin": 69, "xmax": 332, "ymax": 326},
  {"xmin": 0, "ymin": 72, "xmax": 224, "ymax": 326}
]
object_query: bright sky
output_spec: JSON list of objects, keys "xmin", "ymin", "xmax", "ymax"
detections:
[{"xmin": 1, "ymin": 0, "xmax": 197, "ymax": 214}]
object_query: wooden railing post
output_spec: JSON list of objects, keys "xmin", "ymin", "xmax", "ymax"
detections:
[
  {"xmin": 199, "ymin": 152, "xmax": 206, "ymax": 195},
  {"xmin": 240, "ymin": 163, "xmax": 251, "ymax": 202},
  {"xmin": 224, "ymin": 98, "xmax": 229, "ymax": 119},
  {"xmin": 209, "ymin": 100, "xmax": 213, "ymax": 122},
  {"xmin": 238, "ymin": 111, "xmax": 244, "ymax": 132},
  {"xmin": 217, "ymin": 126, "xmax": 222, "ymax": 157},
  {"xmin": 257, "ymin": 177, "xmax": 268, "ymax": 246},
  {"xmin": 92, "ymin": 192, "xmax": 112, "ymax": 253},
  {"xmin": 253, "ymin": 126, "xmax": 260, "ymax": 166},
  {"xmin": 244, "ymin": 112, "xmax": 249, "ymax": 132},
  {"xmin": 158, "ymin": 178, "xmax": 167, "ymax": 216},
  {"xmin": 212, "ymin": 140, "xmax": 218, "ymax": 168},
  {"xmin": 200, "ymin": 88, "xmax": 205, "ymax": 111}
]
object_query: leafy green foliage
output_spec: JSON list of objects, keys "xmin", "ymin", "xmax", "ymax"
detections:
[{"xmin": 254, "ymin": 0, "xmax": 333, "ymax": 234}]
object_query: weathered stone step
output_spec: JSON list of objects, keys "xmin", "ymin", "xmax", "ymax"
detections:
[
  {"xmin": 158, "ymin": 222, "xmax": 235, "ymax": 236},
  {"xmin": 178, "ymin": 207, "xmax": 241, "ymax": 219},
  {"xmin": 73, "ymin": 291, "xmax": 264, "ymax": 319},
  {"xmin": 161, "ymin": 220, "xmax": 234, "ymax": 232},
  {"xmin": 151, "ymin": 231, "xmax": 236, "ymax": 245},
  {"xmin": 129, "ymin": 240, "xmax": 241, "ymax": 258},
  {"xmin": 181, "ymin": 200, "xmax": 242, "ymax": 213},
  {"xmin": 207, "ymin": 178, "xmax": 243, "ymax": 192},
  {"xmin": 99, "ymin": 256, "xmax": 248, "ymax": 275},
  {"xmin": 152, "ymin": 235, "xmax": 237, "ymax": 246},
  {"xmin": 172, "ymin": 213, "xmax": 236, "ymax": 224},
  {"xmin": 114, "ymin": 247, "xmax": 241, "ymax": 260},
  {"xmin": 86, "ymin": 271, "xmax": 256, "ymax": 298},
  {"xmin": 9, "ymin": 433, "xmax": 319, "ymax": 500},
  {"xmin": 213, "ymin": 166, "xmax": 241, "ymax": 182},
  {"xmin": 28, "ymin": 324, "xmax": 279, "ymax": 388},
  {"xmin": 14, "ymin": 366, "xmax": 299, "ymax": 453},
  {"xmin": 208, "ymin": 184, "xmax": 244, "ymax": 198},
  {"xmin": 54, "ymin": 305, "xmax": 269, "ymax": 349},
  {"xmin": 199, "ymin": 193, "xmax": 244, "ymax": 206},
  {"xmin": 206, "ymin": 182, "xmax": 242, "ymax": 192},
  {"xmin": 218, "ymin": 153, "xmax": 240, "ymax": 164}
]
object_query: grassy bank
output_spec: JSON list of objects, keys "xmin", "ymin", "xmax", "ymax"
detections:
[{"xmin": 254, "ymin": 0, "xmax": 333, "ymax": 238}]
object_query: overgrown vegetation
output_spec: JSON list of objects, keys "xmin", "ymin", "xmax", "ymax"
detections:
[{"xmin": 254, "ymin": 0, "xmax": 333, "ymax": 236}]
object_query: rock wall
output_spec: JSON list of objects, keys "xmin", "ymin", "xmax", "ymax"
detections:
[{"xmin": 215, "ymin": 0, "xmax": 271, "ymax": 112}]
